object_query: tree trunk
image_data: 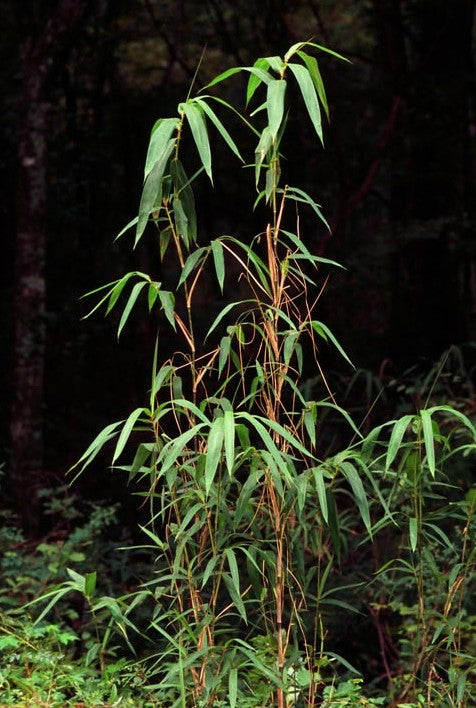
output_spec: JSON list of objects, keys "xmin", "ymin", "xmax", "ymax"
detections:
[{"xmin": 10, "ymin": 0, "xmax": 87, "ymax": 534}]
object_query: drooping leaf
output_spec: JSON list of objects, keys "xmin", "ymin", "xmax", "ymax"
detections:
[
  {"xmin": 267, "ymin": 78, "xmax": 286, "ymax": 139},
  {"xmin": 340, "ymin": 461, "xmax": 372, "ymax": 536},
  {"xmin": 144, "ymin": 118, "xmax": 180, "ymax": 179},
  {"xmin": 420, "ymin": 409, "xmax": 436, "ymax": 476},
  {"xmin": 218, "ymin": 335, "xmax": 231, "ymax": 376},
  {"xmin": 296, "ymin": 51, "xmax": 329, "ymax": 120},
  {"xmin": 255, "ymin": 126, "xmax": 273, "ymax": 187},
  {"xmin": 211, "ymin": 239, "xmax": 225, "ymax": 293},
  {"xmin": 170, "ymin": 159, "xmax": 197, "ymax": 245},
  {"xmin": 136, "ymin": 138, "xmax": 175, "ymax": 244},
  {"xmin": 205, "ymin": 416, "xmax": 224, "ymax": 495},
  {"xmin": 195, "ymin": 97, "xmax": 244, "ymax": 161},
  {"xmin": 386, "ymin": 415, "xmax": 413, "ymax": 472},
  {"xmin": 409, "ymin": 516, "xmax": 418, "ymax": 553},
  {"xmin": 158, "ymin": 290, "xmax": 176, "ymax": 330},
  {"xmin": 181, "ymin": 102, "xmax": 213, "ymax": 182},
  {"xmin": 287, "ymin": 62, "xmax": 322, "ymax": 144},
  {"xmin": 311, "ymin": 320, "xmax": 353, "ymax": 367},
  {"xmin": 311, "ymin": 466, "xmax": 329, "ymax": 523},
  {"xmin": 117, "ymin": 281, "xmax": 148, "ymax": 338},
  {"xmin": 223, "ymin": 410, "xmax": 235, "ymax": 476}
]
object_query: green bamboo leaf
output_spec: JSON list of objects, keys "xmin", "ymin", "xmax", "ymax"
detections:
[
  {"xmin": 259, "ymin": 415, "xmax": 314, "ymax": 458},
  {"xmin": 172, "ymin": 398, "xmax": 211, "ymax": 424},
  {"xmin": 223, "ymin": 573, "xmax": 247, "ymax": 623},
  {"xmin": 203, "ymin": 66, "xmax": 243, "ymax": 89},
  {"xmin": 205, "ymin": 416, "xmax": 224, "ymax": 495},
  {"xmin": 246, "ymin": 60, "xmax": 273, "ymax": 105},
  {"xmin": 114, "ymin": 215, "xmax": 139, "ymax": 242},
  {"xmin": 315, "ymin": 401, "xmax": 363, "ymax": 439},
  {"xmin": 311, "ymin": 320, "xmax": 353, "ymax": 367},
  {"xmin": 224, "ymin": 410, "xmax": 235, "ymax": 476},
  {"xmin": 234, "ymin": 640, "xmax": 283, "ymax": 686},
  {"xmin": 201, "ymin": 556, "xmax": 218, "ymax": 589},
  {"xmin": 340, "ymin": 461, "xmax": 372, "ymax": 536},
  {"xmin": 104, "ymin": 273, "xmax": 136, "ymax": 315},
  {"xmin": 218, "ymin": 335, "xmax": 231, "ymax": 376},
  {"xmin": 225, "ymin": 548, "xmax": 241, "ymax": 598},
  {"xmin": 427, "ymin": 404, "xmax": 476, "ymax": 439},
  {"xmin": 172, "ymin": 196, "xmax": 190, "ymax": 248},
  {"xmin": 307, "ymin": 42, "xmax": 351, "ymax": 63},
  {"xmin": 147, "ymin": 282, "xmax": 160, "ymax": 311},
  {"xmin": 229, "ymin": 667, "xmax": 238, "ymax": 708},
  {"xmin": 181, "ymin": 102, "xmax": 213, "ymax": 183},
  {"xmin": 138, "ymin": 524, "xmax": 167, "ymax": 551},
  {"xmin": 158, "ymin": 290, "xmax": 176, "ymax": 330},
  {"xmin": 283, "ymin": 331, "xmax": 299, "ymax": 366},
  {"xmin": 194, "ymin": 97, "xmax": 244, "ymax": 161},
  {"xmin": 152, "ymin": 364, "xmax": 175, "ymax": 398},
  {"xmin": 296, "ymin": 51, "xmax": 329, "ymax": 120},
  {"xmin": 159, "ymin": 423, "xmax": 206, "ymax": 473},
  {"xmin": 136, "ymin": 138, "xmax": 175, "ymax": 243},
  {"xmin": 296, "ymin": 472, "xmax": 308, "ymax": 514},
  {"xmin": 420, "ymin": 409, "xmax": 436, "ymax": 476},
  {"xmin": 73, "ymin": 420, "xmax": 122, "ymax": 468},
  {"xmin": 327, "ymin": 490, "xmax": 340, "ymax": 560},
  {"xmin": 285, "ymin": 187, "xmax": 330, "ymax": 230},
  {"xmin": 211, "ymin": 239, "xmax": 225, "ymax": 293},
  {"xmin": 386, "ymin": 415, "xmax": 413, "ymax": 472},
  {"xmin": 267, "ymin": 78, "xmax": 286, "ymax": 139},
  {"xmin": 255, "ymin": 126, "xmax": 273, "ymax": 187},
  {"xmin": 409, "ymin": 516, "xmax": 418, "ymax": 552},
  {"xmin": 117, "ymin": 281, "xmax": 148, "ymax": 338},
  {"xmin": 112, "ymin": 407, "xmax": 146, "ymax": 463},
  {"xmin": 287, "ymin": 62, "xmax": 322, "ymax": 144},
  {"xmin": 311, "ymin": 467, "xmax": 328, "ymax": 523},
  {"xmin": 144, "ymin": 118, "xmax": 179, "ymax": 179},
  {"xmin": 178, "ymin": 247, "xmax": 208, "ymax": 288},
  {"xmin": 176, "ymin": 502, "xmax": 204, "ymax": 540},
  {"xmin": 206, "ymin": 299, "xmax": 255, "ymax": 339},
  {"xmin": 284, "ymin": 41, "xmax": 310, "ymax": 63},
  {"xmin": 84, "ymin": 571, "xmax": 97, "ymax": 599},
  {"xmin": 170, "ymin": 159, "xmax": 197, "ymax": 245}
]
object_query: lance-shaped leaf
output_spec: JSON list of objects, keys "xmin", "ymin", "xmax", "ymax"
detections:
[
  {"xmin": 170, "ymin": 159, "xmax": 197, "ymax": 245},
  {"xmin": 267, "ymin": 78, "xmax": 286, "ymax": 139},
  {"xmin": 158, "ymin": 290, "xmax": 176, "ymax": 330},
  {"xmin": 340, "ymin": 461, "xmax": 372, "ymax": 536},
  {"xmin": 296, "ymin": 51, "xmax": 329, "ymax": 120},
  {"xmin": 112, "ymin": 407, "xmax": 146, "ymax": 463},
  {"xmin": 311, "ymin": 466, "xmax": 329, "ymax": 523},
  {"xmin": 223, "ymin": 409, "xmax": 235, "ymax": 476},
  {"xmin": 205, "ymin": 416, "xmax": 224, "ymax": 495},
  {"xmin": 118, "ymin": 280, "xmax": 148, "ymax": 338},
  {"xmin": 136, "ymin": 138, "xmax": 175, "ymax": 243},
  {"xmin": 144, "ymin": 118, "xmax": 180, "ymax": 179},
  {"xmin": 287, "ymin": 62, "xmax": 323, "ymax": 145},
  {"xmin": 211, "ymin": 239, "xmax": 225, "ymax": 293},
  {"xmin": 194, "ymin": 97, "xmax": 244, "ymax": 162},
  {"xmin": 385, "ymin": 415, "xmax": 413, "ymax": 472},
  {"xmin": 311, "ymin": 320, "xmax": 353, "ymax": 367},
  {"xmin": 255, "ymin": 126, "xmax": 273, "ymax": 188},
  {"xmin": 420, "ymin": 409, "xmax": 436, "ymax": 476},
  {"xmin": 181, "ymin": 102, "xmax": 212, "ymax": 183}
]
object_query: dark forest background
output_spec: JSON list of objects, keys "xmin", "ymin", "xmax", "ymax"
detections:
[{"xmin": 1, "ymin": 0, "xmax": 475, "ymax": 534}]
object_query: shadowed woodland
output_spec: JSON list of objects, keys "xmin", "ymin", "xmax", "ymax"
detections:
[{"xmin": 0, "ymin": 1, "xmax": 475, "ymax": 706}]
